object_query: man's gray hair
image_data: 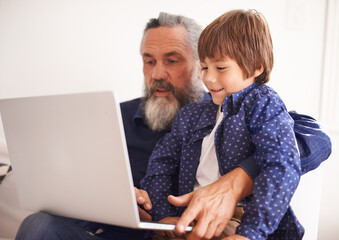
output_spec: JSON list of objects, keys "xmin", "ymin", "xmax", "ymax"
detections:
[{"xmin": 141, "ymin": 12, "xmax": 202, "ymax": 60}]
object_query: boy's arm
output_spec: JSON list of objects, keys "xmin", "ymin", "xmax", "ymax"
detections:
[
  {"xmin": 140, "ymin": 114, "xmax": 183, "ymax": 221},
  {"xmin": 236, "ymin": 96, "xmax": 301, "ymax": 239},
  {"xmin": 236, "ymin": 111, "xmax": 332, "ymax": 181},
  {"xmin": 289, "ymin": 111, "xmax": 332, "ymax": 174}
]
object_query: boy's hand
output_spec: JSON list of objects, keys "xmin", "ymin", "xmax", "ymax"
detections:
[
  {"xmin": 134, "ymin": 187, "xmax": 152, "ymax": 221},
  {"xmin": 155, "ymin": 217, "xmax": 183, "ymax": 239}
]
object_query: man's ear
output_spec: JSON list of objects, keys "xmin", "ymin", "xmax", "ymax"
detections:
[{"xmin": 254, "ymin": 65, "xmax": 264, "ymax": 78}]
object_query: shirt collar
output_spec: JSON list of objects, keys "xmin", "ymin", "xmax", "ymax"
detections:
[
  {"xmin": 132, "ymin": 98, "xmax": 149, "ymax": 127},
  {"xmin": 192, "ymin": 82, "xmax": 258, "ymax": 132},
  {"xmin": 193, "ymin": 100, "xmax": 220, "ymax": 131},
  {"xmin": 134, "ymin": 104, "xmax": 145, "ymax": 120},
  {"xmin": 222, "ymin": 82, "xmax": 259, "ymax": 117}
]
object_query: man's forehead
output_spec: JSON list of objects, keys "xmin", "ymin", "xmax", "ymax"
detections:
[{"xmin": 141, "ymin": 26, "xmax": 192, "ymax": 57}]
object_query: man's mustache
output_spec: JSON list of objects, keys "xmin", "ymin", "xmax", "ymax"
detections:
[{"xmin": 148, "ymin": 80, "xmax": 176, "ymax": 96}]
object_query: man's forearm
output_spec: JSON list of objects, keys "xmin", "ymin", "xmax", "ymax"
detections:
[
  {"xmin": 218, "ymin": 167, "xmax": 254, "ymax": 202},
  {"xmin": 168, "ymin": 166, "xmax": 254, "ymax": 239}
]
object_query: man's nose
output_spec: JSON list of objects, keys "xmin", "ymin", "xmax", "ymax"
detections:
[{"xmin": 152, "ymin": 62, "xmax": 168, "ymax": 81}]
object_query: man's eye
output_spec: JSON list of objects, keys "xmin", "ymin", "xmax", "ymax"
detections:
[
  {"xmin": 144, "ymin": 60, "xmax": 154, "ymax": 65},
  {"xmin": 167, "ymin": 59, "xmax": 179, "ymax": 64}
]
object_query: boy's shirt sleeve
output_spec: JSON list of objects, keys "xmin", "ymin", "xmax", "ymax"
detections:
[
  {"xmin": 140, "ymin": 114, "xmax": 183, "ymax": 221},
  {"xmin": 236, "ymin": 155, "xmax": 259, "ymax": 181},
  {"xmin": 236, "ymin": 93, "xmax": 302, "ymax": 239},
  {"xmin": 236, "ymin": 111, "xmax": 332, "ymax": 181},
  {"xmin": 289, "ymin": 111, "xmax": 331, "ymax": 174}
]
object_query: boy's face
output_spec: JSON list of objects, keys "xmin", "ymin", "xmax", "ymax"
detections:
[{"xmin": 201, "ymin": 57, "xmax": 257, "ymax": 105}]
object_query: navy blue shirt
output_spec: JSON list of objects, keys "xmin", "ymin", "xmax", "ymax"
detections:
[{"xmin": 120, "ymin": 98, "xmax": 170, "ymax": 189}]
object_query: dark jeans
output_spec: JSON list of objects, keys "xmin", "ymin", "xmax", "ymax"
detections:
[{"xmin": 16, "ymin": 212, "xmax": 148, "ymax": 240}]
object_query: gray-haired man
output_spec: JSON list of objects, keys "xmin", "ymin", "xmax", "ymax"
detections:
[{"xmin": 15, "ymin": 12, "xmax": 331, "ymax": 240}]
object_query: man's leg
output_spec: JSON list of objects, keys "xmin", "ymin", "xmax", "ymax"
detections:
[
  {"xmin": 151, "ymin": 205, "xmax": 244, "ymax": 240},
  {"xmin": 15, "ymin": 212, "xmax": 103, "ymax": 240}
]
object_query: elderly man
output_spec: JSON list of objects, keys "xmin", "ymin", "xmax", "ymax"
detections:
[{"xmin": 15, "ymin": 12, "xmax": 331, "ymax": 240}]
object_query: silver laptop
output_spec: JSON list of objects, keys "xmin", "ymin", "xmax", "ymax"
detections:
[{"xmin": 0, "ymin": 91, "xmax": 192, "ymax": 231}]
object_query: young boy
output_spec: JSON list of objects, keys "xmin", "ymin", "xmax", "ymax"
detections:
[{"xmin": 141, "ymin": 9, "xmax": 304, "ymax": 239}]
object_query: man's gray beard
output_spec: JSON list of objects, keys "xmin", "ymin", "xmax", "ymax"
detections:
[
  {"xmin": 142, "ymin": 72, "xmax": 203, "ymax": 131},
  {"xmin": 143, "ymin": 97, "xmax": 181, "ymax": 131}
]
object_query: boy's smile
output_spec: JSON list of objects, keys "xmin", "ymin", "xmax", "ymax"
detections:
[{"xmin": 201, "ymin": 57, "xmax": 261, "ymax": 105}]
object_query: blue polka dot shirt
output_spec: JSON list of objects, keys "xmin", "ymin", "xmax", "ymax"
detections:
[{"xmin": 141, "ymin": 83, "xmax": 306, "ymax": 239}]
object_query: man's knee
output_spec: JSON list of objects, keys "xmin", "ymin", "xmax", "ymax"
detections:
[{"xmin": 16, "ymin": 212, "xmax": 64, "ymax": 240}]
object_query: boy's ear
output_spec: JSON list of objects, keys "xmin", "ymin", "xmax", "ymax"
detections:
[{"xmin": 254, "ymin": 65, "xmax": 264, "ymax": 78}]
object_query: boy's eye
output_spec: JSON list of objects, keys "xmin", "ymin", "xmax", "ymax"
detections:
[
  {"xmin": 217, "ymin": 67, "xmax": 226, "ymax": 70},
  {"xmin": 201, "ymin": 67, "xmax": 208, "ymax": 71}
]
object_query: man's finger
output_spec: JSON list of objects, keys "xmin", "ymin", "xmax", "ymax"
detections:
[
  {"xmin": 138, "ymin": 206, "xmax": 152, "ymax": 221},
  {"xmin": 140, "ymin": 190, "xmax": 152, "ymax": 210},
  {"xmin": 134, "ymin": 187, "xmax": 145, "ymax": 203},
  {"xmin": 221, "ymin": 234, "xmax": 250, "ymax": 240},
  {"xmin": 134, "ymin": 187, "xmax": 152, "ymax": 210},
  {"xmin": 167, "ymin": 192, "xmax": 193, "ymax": 207},
  {"xmin": 165, "ymin": 231, "xmax": 176, "ymax": 239},
  {"xmin": 185, "ymin": 214, "xmax": 210, "ymax": 240},
  {"xmin": 167, "ymin": 193, "xmax": 197, "ymax": 234},
  {"xmin": 154, "ymin": 230, "xmax": 165, "ymax": 237},
  {"xmin": 215, "ymin": 222, "xmax": 227, "ymax": 237},
  {"xmin": 203, "ymin": 220, "xmax": 219, "ymax": 239},
  {"xmin": 175, "ymin": 206, "xmax": 201, "ymax": 233}
]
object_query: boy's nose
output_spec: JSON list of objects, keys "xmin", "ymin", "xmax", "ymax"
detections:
[{"xmin": 204, "ymin": 71, "xmax": 217, "ymax": 83}]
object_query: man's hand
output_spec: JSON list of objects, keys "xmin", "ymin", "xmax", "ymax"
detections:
[
  {"xmin": 154, "ymin": 217, "xmax": 183, "ymax": 239},
  {"xmin": 168, "ymin": 167, "xmax": 254, "ymax": 240},
  {"xmin": 134, "ymin": 187, "xmax": 152, "ymax": 221},
  {"xmin": 222, "ymin": 234, "xmax": 250, "ymax": 240}
]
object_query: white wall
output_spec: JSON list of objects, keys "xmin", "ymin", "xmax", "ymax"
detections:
[
  {"xmin": 318, "ymin": 0, "xmax": 339, "ymax": 239},
  {"xmin": 0, "ymin": 0, "xmax": 337, "ymax": 239},
  {"xmin": 0, "ymin": 0, "xmax": 326, "ymax": 112}
]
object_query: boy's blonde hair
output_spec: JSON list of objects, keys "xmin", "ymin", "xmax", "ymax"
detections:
[{"xmin": 198, "ymin": 9, "xmax": 274, "ymax": 83}]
